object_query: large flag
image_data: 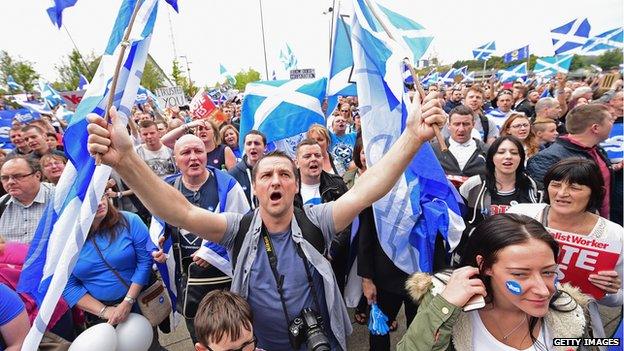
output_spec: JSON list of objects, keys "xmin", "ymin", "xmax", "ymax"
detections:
[
  {"xmin": 499, "ymin": 62, "xmax": 528, "ymax": 83},
  {"xmin": 327, "ymin": 14, "xmax": 357, "ymax": 117},
  {"xmin": 17, "ymin": 1, "xmax": 159, "ymax": 349},
  {"xmin": 219, "ymin": 64, "xmax": 237, "ymax": 86},
  {"xmin": 46, "ymin": 0, "xmax": 78, "ymax": 28},
  {"xmin": 240, "ymin": 78, "xmax": 326, "ymax": 158},
  {"xmin": 78, "ymin": 74, "xmax": 89, "ymax": 90},
  {"xmin": 6, "ymin": 75, "xmax": 23, "ymax": 91},
  {"xmin": 279, "ymin": 43, "xmax": 298, "ymax": 71},
  {"xmin": 503, "ymin": 45, "xmax": 529, "ymax": 63},
  {"xmin": 533, "ymin": 54, "xmax": 573, "ymax": 78},
  {"xmin": 377, "ymin": 4, "xmax": 433, "ymax": 62},
  {"xmin": 582, "ymin": 27, "xmax": 624, "ymax": 53},
  {"xmin": 472, "ymin": 41, "xmax": 496, "ymax": 60},
  {"xmin": 551, "ymin": 18, "xmax": 591, "ymax": 55},
  {"xmin": 18, "ymin": 100, "xmax": 53, "ymax": 115},
  {"xmin": 350, "ymin": 0, "xmax": 464, "ymax": 275},
  {"xmin": 39, "ymin": 81, "xmax": 66, "ymax": 108}
]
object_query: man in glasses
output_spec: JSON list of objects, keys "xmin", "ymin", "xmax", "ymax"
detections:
[{"xmin": 0, "ymin": 156, "xmax": 54, "ymax": 243}]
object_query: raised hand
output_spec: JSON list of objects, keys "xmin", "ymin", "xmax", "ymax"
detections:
[
  {"xmin": 87, "ymin": 106, "xmax": 135, "ymax": 167},
  {"xmin": 405, "ymin": 91, "xmax": 447, "ymax": 144}
]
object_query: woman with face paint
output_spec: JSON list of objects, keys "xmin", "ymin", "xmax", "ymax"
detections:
[{"xmin": 398, "ymin": 214, "xmax": 589, "ymax": 351}]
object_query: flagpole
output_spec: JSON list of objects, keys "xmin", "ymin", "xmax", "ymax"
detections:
[
  {"xmin": 95, "ymin": 0, "xmax": 144, "ymax": 166},
  {"xmin": 63, "ymin": 25, "xmax": 94, "ymax": 77},
  {"xmin": 258, "ymin": 0, "xmax": 270, "ymax": 80},
  {"xmin": 361, "ymin": 0, "xmax": 446, "ymax": 149}
]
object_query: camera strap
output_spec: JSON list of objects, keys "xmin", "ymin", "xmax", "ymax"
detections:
[{"xmin": 261, "ymin": 225, "xmax": 323, "ymax": 325}]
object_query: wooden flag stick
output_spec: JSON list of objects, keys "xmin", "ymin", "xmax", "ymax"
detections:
[
  {"xmin": 95, "ymin": 0, "xmax": 144, "ymax": 166},
  {"xmin": 404, "ymin": 61, "xmax": 447, "ymax": 152}
]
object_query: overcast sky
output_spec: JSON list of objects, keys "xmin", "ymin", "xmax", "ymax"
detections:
[{"xmin": 2, "ymin": 0, "xmax": 622, "ymax": 87}]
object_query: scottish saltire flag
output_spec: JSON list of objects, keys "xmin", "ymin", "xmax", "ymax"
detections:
[
  {"xmin": 551, "ymin": 18, "xmax": 591, "ymax": 54},
  {"xmin": 240, "ymin": 78, "xmax": 326, "ymax": 158},
  {"xmin": 439, "ymin": 68, "xmax": 458, "ymax": 85},
  {"xmin": 533, "ymin": 54, "xmax": 573, "ymax": 78},
  {"xmin": 78, "ymin": 74, "xmax": 89, "ymax": 90},
  {"xmin": 279, "ymin": 43, "xmax": 298, "ymax": 71},
  {"xmin": 17, "ymin": 1, "xmax": 159, "ymax": 349},
  {"xmin": 420, "ymin": 70, "xmax": 439, "ymax": 86},
  {"xmin": 462, "ymin": 71, "xmax": 475, "ymax": 83},
  {"xmin": 327, "ymin": 14, "xmax": 357, "ymax": 117},
  {"xmin": 499, "ymin": 62, "xmax": 528, "ymax": 83},
  {"xmin": 46, "ymin": 0, "xmax": 78, "ymax": 28},
  {"xmin": 219, "ymin": 64, "xmax": 237, "ymax": 85},
  {"xmin": 582, "ymin": 27, "xmax": 624, "ymax": 53},
  {"xmin": 503, "ymin": 45, "xmax": 529, "ymax": 63},
  {"xmin": 377, "ymin": 4, "xmax": 433, "ymax": 62},
  {"xmin": 351, "ymin": 0, "xmax": 464, "ymax": 275},
  {"xmin": 473, "ymin": 41, "xmax": 496, "ymax": 60},
  {"xmin": 18, "ymin": 100, "xmax": 53, "ymax": 115},
  {"xmin": 149, "ymin": 168, "xmax": 249, "ymax": 328},
  {"xmin": 6, "ymin": 75, "xmax": 23, "ymax": 91},
  {"xmin": 39, "ymin": 81, "xmax": 66, "ymax": 108}
]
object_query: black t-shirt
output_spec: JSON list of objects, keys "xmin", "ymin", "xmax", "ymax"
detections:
[{"xmin": 489, "ymin": 188, "xmax": 533, "ymax": 215}]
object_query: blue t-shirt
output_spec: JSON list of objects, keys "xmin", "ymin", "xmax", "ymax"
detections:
[
  {"xmin": 63, "ymin": 212, "xmax": 153, "ymax": 306},
  {"xmin": 329, "ymin": 132, "xmax": 357, "ymax": 175},
  {"xmin": 247, "ymin": 230, "xmax": 338, "ymax": 350},
  {"xmin": 0, "ymin": 284, "xmax": 25, "ymax": 327}
]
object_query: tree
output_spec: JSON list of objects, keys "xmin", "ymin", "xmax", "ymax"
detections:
[
  {"xmin": 597, "ymin": 49, "xmax": 623, "ymax": 70},
  {"xmin": 54, "ymin": 49, "xmax": 100, "ymax": 91},
  {"xmin": 569, "ymin": 54, "xmax": 585, "ymax": 71},
  {"xmin": 233, "ymin": 68, "xmax": 261, "ymax": 91},
  {"xmin": 140, "ymin": 59, "xmax": 166, "ymax": 91},
  {"xmin": 0, "ymin": 50, "xmax": 39, "ymax": 92},
  {"xmin": 171, "ymin": 59, "xmax": 198, "ymax": 98}
]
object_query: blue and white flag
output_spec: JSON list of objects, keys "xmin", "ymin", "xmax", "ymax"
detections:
[
  {"xmin": 551, "ymin": 18, "xmax": 591, "ymax": 55},
  {"xmin": 279, "ymin": 43, "xmax": 298, "ymax": 71},
  {"xmin": 219, "ymin": 64, "xmax": 237, "ymax": 85},
  {"xmin": 420, "ymin": 70, "xmax": 439, "ymax": 87},
  {"xmin": 582, "ymin": 27, "xmax": 623, "ymax": 53},
  {"xmin": 149, "ymin": 168, "xmax": 249, "ymax": 329},
  {"xmin": 377, "ymin": 4, "xmax": 433, "ymax": 62},
  {"xmin": 240, "ymin": 78, "xmax": 326, "ymax": 158},
  {"xmin": 39, "ymin": 81, "xmax": 66, "ymax": 108},
  {"xmin": 46, "ymin": 0, "xmax": 78, "ymax": 28},
  {"xmin": 533, "ymin": 54, "xmax": 573, "ymax": 78},
  {"xmin": 78, "ymin": 74, "xmax": 89, "ymax": 90},
  {"xmin": 539, "ymin": 88, "xmax": 552, "ymax": 98},
  {"xmin": 351, "ymin": 0, "xmax": 464, "ymax": 275},
  {"xmin": 0, "ymin": 109, "xmax": 40, "ymax": 148},
  {"xmin": 6, "ymin": 75, "xmax": 23, "ymax": 91},
  {"xmin": 439, "ymin": 68, "xmax": 458, "ymax": 85},
  {"xmin": 503, "ymin": 45, "xmax": 529, "ymax": 63},
  {"xmin": 472, "ymin": 41, "xmax": 496, "ymax": 60},
  {"xmin": 18, "ymin": 100, "xmax": 53, "ymax": 115},
  {"xmin": 499, "ymin": 62, "xmax": 528, "ymax": 83},
  {"xmin": 327, "ymin": 14, "xmax": 357, "ymax": 117},
  {"xmin": 462, "ymin": 71, "xmax": 475, "ymax": 83},
  {"xmin": 17, "ymin": 1, "xmax": 159, "ymax": 349}
]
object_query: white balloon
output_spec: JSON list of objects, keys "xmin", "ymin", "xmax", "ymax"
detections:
[
  {"xmin": 69, "ymin": 323, "xmax": 117, "ymax": 351},
  {"xmin": 115, "ymin": 313, "xmax": 153, "ymax": 351}
]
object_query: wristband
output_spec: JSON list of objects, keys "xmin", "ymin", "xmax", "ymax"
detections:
[
  {"xmin": 98, "ymin": 306, "xmax": 108, "ymax": 319},
  {"xmin": 117, "ymin": 192, "xmax": 123, "ymax": 198},
  {"xmin": 124, "ymin": 295, "xmax": 136, "ymax": 305}
]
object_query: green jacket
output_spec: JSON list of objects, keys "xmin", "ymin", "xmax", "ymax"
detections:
[{"xmin": 397, "ymin": 272, "xmax": 589, "ymax": 351}]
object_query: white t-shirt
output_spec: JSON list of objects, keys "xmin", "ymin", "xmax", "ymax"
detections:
[
  {"xmin": 300, "ymin": 182, "xmax": 321, "ymax": 206},
  {"xmin": 448, "ymin": 138, "xmax": 477, "ymax": 171},
  {"xmin": 135, "ymin": 144, "xmax": 176, "ymax": 178},
  {"xmin": 469, "ymin": 311, "xmax": 553, "ymax": 351}
]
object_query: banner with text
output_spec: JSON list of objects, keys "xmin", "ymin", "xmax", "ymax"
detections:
[{"xmin": 156, "ymin": 86, "xmax": 187, "ymax": 108}]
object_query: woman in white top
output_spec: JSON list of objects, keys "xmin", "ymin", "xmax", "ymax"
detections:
[{"xmin": 398, "ymin": 214, "xmax": 588, "ymax": 351}]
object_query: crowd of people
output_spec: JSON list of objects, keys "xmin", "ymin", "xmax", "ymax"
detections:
[{"xmin": 0, "ymin": 69, "xmax": 622, "ymax": 351}]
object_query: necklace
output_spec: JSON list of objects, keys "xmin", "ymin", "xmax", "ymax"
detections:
[{"xmin": 498, "ymin": 314, "xmax": 528, "ymax": 340}]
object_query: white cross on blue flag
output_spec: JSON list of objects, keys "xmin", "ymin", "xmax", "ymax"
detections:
[
  {"xmin": 533, "ymin": 55, "xmax": 573, "ymax": 78},
  {"xmin": 551, "ymin": 18, "xmax": 591, "ymax": 55},
  {"xmin": 472, "ymin": 41, "xmax": 496, "ymax": 60},
  {"xmin": 582, "ymin": 27, "xmax": 623, "ymax": 53}
]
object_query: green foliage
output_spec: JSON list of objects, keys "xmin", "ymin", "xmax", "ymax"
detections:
[
  {"xmin": 233, "ymin": 68, "xmax": 261, "ymax": 91},
  {"xmin": 140, "ymin": 59, "xmax": 166, "ymax": 91},
  {"xmin": 597, "ymin": 49, "xmax": 623, "ymax": 70},
  {"xmin": 54, "ymin": 49, "xmax": 100, "ymax": 91},
  {"xmin": 0, "ymin": 50, "xmax": 39, "ymax": 92},
  {"xmin": 569, "ymin": 54, "xmax": 585, "ymax": 71},
  {"xmin": 171, "ymin": 59, "xmax": 198, "ymax": 98}
]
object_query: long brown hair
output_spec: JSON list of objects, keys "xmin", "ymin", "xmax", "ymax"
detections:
[
  {"xmin": 88, "ymin": 197, "xmax": 127, "ymax": 244},
  {"xmin": 501, "ymin": 113, "xmax": 539, "ymax": 158}
]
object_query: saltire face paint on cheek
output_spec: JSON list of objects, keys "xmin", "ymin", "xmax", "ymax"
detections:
[{"xmin": 505, "ymin": 280, "xmax": 523, "ymax": 295}]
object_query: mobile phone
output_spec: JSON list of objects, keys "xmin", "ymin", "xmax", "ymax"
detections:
[{"xmin": 463, "ymin": 294, "xmax": 486, "ymax": 312}]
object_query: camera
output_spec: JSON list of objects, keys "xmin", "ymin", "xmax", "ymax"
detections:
[{"xmin": 288, "ymin": 308, "xmax": 331, "ymax": 351}]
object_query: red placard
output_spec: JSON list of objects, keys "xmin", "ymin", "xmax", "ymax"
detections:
[
  {"xmin": 549, "ymin": 229, "xmax": 621, "ymax": 300},
  {"xmin": 189, "ymin": 88, "xmax": 216, "ymax": 119}
]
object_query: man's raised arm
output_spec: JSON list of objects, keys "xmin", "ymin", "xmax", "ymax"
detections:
[
  {"xmin": 87, "ymin": 107, "xmax": 227, "ymax": 241},
  {"xmin": 332, "ymin": 93, "xmax": 446, "ymax": 232}
]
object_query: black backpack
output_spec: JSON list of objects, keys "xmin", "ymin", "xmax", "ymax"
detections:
[{"xmin": 231, "ymin": 207, "xmax": 326, "ymax": 269}]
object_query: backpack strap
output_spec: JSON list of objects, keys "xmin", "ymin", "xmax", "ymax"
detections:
[
  {"xmin": 479, "ymin": 114, "xmax": 489, "ymax": 142},
  {"xmin": 231, "ymin": 211, "xmax": 255, "ymax": 269},
  {"xmin": 0, "ymin": 194, "xmax": 11, "ymax": 217}
]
